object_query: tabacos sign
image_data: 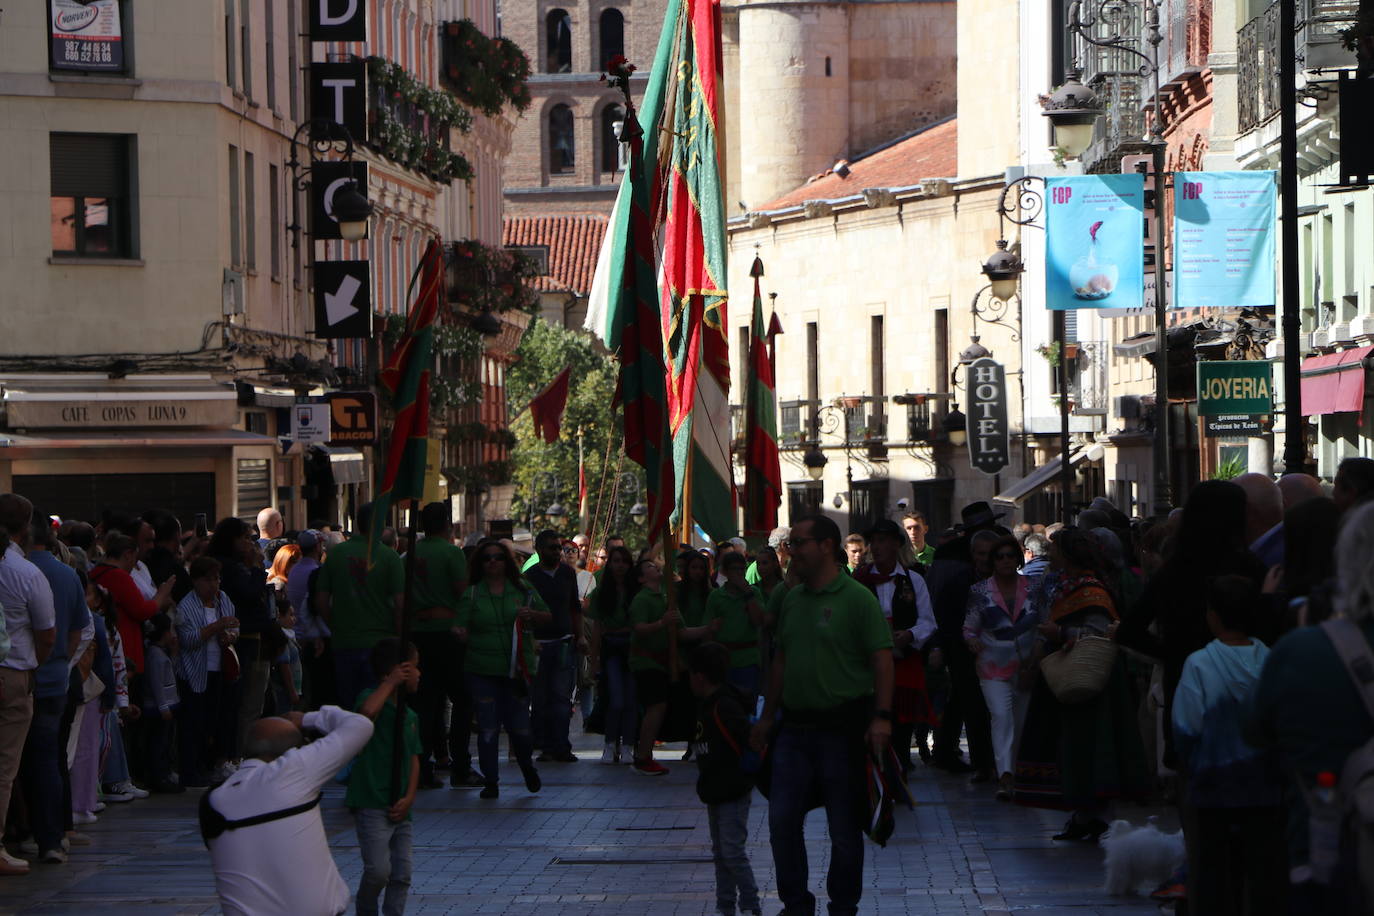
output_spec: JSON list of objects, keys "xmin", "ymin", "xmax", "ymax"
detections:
[
  {"xmin": 965, "ymin": 357, "xmax": 1011, "ymax": 476},
  {"xmin": 1197, "ymin": 360, "xmax": 1273, "ymax": 417}
]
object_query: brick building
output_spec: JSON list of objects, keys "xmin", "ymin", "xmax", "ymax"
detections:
[{"xmin": 500, "ymin": 0, "xmax": 668, "ymax": 215}]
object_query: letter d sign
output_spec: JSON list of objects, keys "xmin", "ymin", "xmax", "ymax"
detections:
[{"xmin": 310, "ymin": 0, "xmax": 366, "ymax": 42}]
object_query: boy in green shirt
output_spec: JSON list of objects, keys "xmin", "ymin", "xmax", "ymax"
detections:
[
  {"xmin": 347, "ymin": 638, "xmax": 422, "ymax": 916},
  {"xmin": 706, "ymin": 552, "xmax": 766, "ymax": 698}
]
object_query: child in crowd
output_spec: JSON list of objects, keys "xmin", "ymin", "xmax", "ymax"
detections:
[
  {"xmin": 688, "ymin": 642, "xmax": 761, "ymax": 916},
  {"xmin": 272, "ymin": 604, "xmax": 303, "ymax": 714},
  {"xmin": 347, "ymin": 638, "xmax": 423, "ymax": 916},
  {"xmin": 1172, "ymin": 575, "xmax": 1285, "ymax": 915},
  {"xmin": 142, "ymin": 613, "xmax": 182, "ymax": 793}
]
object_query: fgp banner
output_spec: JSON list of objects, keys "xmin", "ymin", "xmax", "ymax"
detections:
[
  {"xmin": 1045, "ymin": 174, "xmax": 1145, "ymax": 311},
  {"xmin": 50, "ymin": 0, "xmax": 124, "ymax": 72},
  {"xmin": 965, "ymin": 358, "xmax": 1011, "ymax": 476},
  {"xmin": 1174, "ymin": 171, "xmax": 1277, "ymax": 309}
]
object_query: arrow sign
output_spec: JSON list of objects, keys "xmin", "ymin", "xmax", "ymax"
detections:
[{"xmin": 313, "ymin": 260, "xmax": 372, "ymax": 339}]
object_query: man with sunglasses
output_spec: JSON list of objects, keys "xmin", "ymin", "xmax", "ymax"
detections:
[
  {"xmin": 526, "ymin": 530, "xmax": 583, "ymax": 762},
  {"xmin": 750, "ymin": 514, "xmax": 893, "ymax": 916}
]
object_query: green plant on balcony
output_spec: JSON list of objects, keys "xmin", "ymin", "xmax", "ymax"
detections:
[
  {"xmin": 442, "ymin": 20, "xmax": 533, "ymax": 116},
  {"xmin": 367, "ymin": 56, "xmax": 475, "ymax": 183},
  {"xmin": 448, "ymin": 239, "xmax": 540, "ymax": 316}
]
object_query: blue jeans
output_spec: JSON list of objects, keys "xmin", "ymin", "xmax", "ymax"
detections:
[
  {"xmin": 768, "ymin": 727, "xmax": 867, "ymax": 916},
  {"xmin": 334, "ymin": 648, "xmax": 375, "ymax": 713},
  {"xmin": 531, "ymin": 640, "xmax": 575, "ymax": 755},
  {"xmin": 728, "ymin": 665, "xmax": 761, "ymax": 701},
  {"xmin": 354, "ymin": 808, "xmax": 412, "ymax": 916},
  {"xmin": 101, "ymin": 708, "xmax": 130, "ymax": 784},
  {"xmin": 20, "ymin": 694, "xmax": 65, "ymax": 852},
  {"xmin": 602, "ymin": 653, "xmax": 638, "ymax": 747},
  {"xmin": 709, "ymin": 795, "xmax": 760, "ymax": 915},
  {"xmin": 466, "ymin": 673, "xmax": 535, "ymax": 786}
]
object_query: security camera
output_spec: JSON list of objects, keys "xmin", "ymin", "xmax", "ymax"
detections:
[
  {"xmin": 832, "ymin": 494, "xmax": 844, "ymax": 509},
  {"xmin": 896, "ymin": 497, "xmax": 910, "ymax": 510}
]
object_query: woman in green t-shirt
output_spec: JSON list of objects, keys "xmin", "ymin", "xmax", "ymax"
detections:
[
  {"xmin": 588, "ymin": 545, "xmax": 638, "ymax": 764},
  {"xmin": 455, "ymin": 539, "xmax": 551, "ymax": 799}
]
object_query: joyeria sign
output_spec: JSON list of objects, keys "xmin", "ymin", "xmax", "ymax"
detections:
[{"xmin": 966, "ymin": 357, "xmax": 1011, "ymax": 476}]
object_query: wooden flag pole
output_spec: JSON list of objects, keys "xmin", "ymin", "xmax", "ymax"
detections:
[
  {"xmin": 663, "ymin": 520, "xmax": 680, "ymax": 680},
  {"xmin": 390, "ymin": 496, "xmax": 421, "ymax": 804}
]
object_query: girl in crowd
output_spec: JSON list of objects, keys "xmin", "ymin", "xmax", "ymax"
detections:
[
  {"xmin": 174, "ymin": 557, "xmax": 240, "ymax": 787},
  {"xmin": 588, "ymin": 545, "xmax": 639, "ymax": 764},
  {"xmin": 963, "ymin": 533, "xmax": 1041, "ymax": 800},
  {"xmin": 455, "ymin": 539, "xmax": 548, "ymax": 799}
]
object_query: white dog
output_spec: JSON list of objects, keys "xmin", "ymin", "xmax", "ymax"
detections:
[{"xmin": 1101, "ymin": 818, "xmax": 1185, "ymax": 896}]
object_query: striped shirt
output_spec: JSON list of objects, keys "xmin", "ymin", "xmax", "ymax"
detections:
[{"xmin": 176, "ymin": 590, "xmax": 236, "ymax": 693}]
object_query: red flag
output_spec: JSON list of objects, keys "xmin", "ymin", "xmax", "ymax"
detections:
[{"xmin": 528, "ymin": 367, "xmax": 571, "ymax": 444}]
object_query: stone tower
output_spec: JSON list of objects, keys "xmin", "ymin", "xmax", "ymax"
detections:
[{"xmin": 723, "ymin": 0, "xmax": 958, "ymax": 211}]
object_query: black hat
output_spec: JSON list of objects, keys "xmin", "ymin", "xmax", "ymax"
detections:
[
  {"xmin": 865, "ymin": 518, "xmax": 906, "ymax": 542},
  {"xmin": 960, "ymin": 501, "xmax": 1006, "ymax": 530}
]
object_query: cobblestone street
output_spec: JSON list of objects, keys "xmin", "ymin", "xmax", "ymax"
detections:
[{"xmin": 5, "ymin": 727, "xmax": 1168, "ymax": 916}]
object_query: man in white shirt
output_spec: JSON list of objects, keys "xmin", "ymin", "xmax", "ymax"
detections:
[
  {"xmin": 0, "ymin": 493, "xmax": 57, "ymax": 875},
  {"xmin": 206, "ymin": 706, "xmax": 374, "ymax": 914}
]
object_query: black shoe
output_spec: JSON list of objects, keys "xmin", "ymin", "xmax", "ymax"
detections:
[
  {"xmin": 933, "ymin": 755, "xmax": 973, "ymax": 774},
  {"xmin": 479, "ymin": 784, "xmax": 499, "ymax": 800},
  {"xmin": 916, "ymin": 744, "xmax": 933, "ymax": 765},
  {"xmin": 451, "ymin": 768, "xmax": 486, "ymax": 788},
  {"xmin": 545, "ymin": 751, "xmax": 577, "ymax": 763},
  {"xmin": 1052, "ymin": 817, "xmax": 1109, "ymax": 842},
  {"xmin": 535, "ymin": 752, "xmax": 555, "ymax": 763},
  {"xmin": 681, "ymin": 747, "xmax": 694, "ymax": 762},
  {"xmin": 970, "ymin": 767, "xmax": 995, "ymax": 784},
  {"xmin": 522, "ymin": 764, "xmax": 542, "ymax": 793}
]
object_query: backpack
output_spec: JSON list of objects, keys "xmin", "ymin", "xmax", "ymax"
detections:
[{"xmin": 1318, "ymin": 618, "xmax": 1374, "ymax": 912}]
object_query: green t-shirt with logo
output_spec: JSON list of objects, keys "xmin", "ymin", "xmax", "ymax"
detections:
[
  {"xmin": 706, "ymin": 585, "xmax": 763, "ymax": 669},
  {"xmin": 410, "ymin": 537, "xmax": 469, "ymax": 633},
  {"xmin": 628, "ymin": 587, "xmax": 670, "ymax": 673},
  {"xmin": 455, "ymin": 580, "xmax": 547, "ymax": 678},
  {"xmin": 344, "ymin": 689, "xmax": 423, "ymax": 814},
  {"xmin": 315, "ymin": 537, "xmax": 405, "ymax": 651},
  {"xmin": 776, "ymin": 570, "xmax": 892, "ymax": 712}
]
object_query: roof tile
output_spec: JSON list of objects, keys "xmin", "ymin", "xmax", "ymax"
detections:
[{"xmin": 502, "ymin": 213, "xmax": 609, "ymax": 295}]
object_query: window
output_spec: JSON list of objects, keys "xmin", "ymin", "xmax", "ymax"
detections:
[
  {"xmin": 806, "ymin": 321, "xmax": 819, "ymax": 435},
  {"xmin": 849, "ymin": 480, "xmax": 889, "ymax": 536},
  {"xmin": 244, "ymin": 151, "xmax": 256, "ymax": 270},
  {"xmin": 599, "ymin": 9, "xmax": 624, "ymax": 66},
  {"xmin": 269, "ymin": 164, "xmax": 281, "ymax": 279},
  {"xmin": 549, "ymin": 104, "xmax": 575, "ymax": 173},
  {"xmin": 601, "ymin": 104, "xmax": 626, "ymax": 172},
  {"xmin": 546, "ymin": 9, "xmax": 572, "ymax": 73},
  {"xmin": 787, "ymin": 482, "xmax": 823, "ymax": 521},
  {"xmin": 240, "ymin": 0, "xmax": 252, "ymax": 99},
  {"xmin": 228, "ymin": 145, "xmax": 241, "ymax": 267},
  {"xmin": 225, "ymin": 1, "xmax": 236, "ymax": 88},
  {"xmin": 870, "ymin": 314, "xmax": 885, "ymax": 427},
  {"xmin": 287, "ymin": 0, "xmax": 299, "ymax": 119},
  {"xmin": 265, "ymin": 0, "xmax": 277, "ymax": 111},
  {"xmin": 49, "ymin": 0, "xmax": 128, "ymax": 74},
  {"xmin": 50, "ymin": 133, "xmax": 136, "ymax": 259}
]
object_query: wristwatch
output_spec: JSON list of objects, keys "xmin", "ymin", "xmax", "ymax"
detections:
[{"xmin": 873, "ymin": 708, "xmax": 892, "ymax": 721}]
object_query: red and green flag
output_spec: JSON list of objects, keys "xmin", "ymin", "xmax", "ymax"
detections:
[
  {"xmin": 370, "ymin": 237, "xmax": 443, "ymax": 567},
  {"xmin": 744, "ymin": 256, "xmax": 781, "ymax": 535}
]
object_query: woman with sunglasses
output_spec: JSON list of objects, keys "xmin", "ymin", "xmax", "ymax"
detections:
[
  {"xmin": 962, "ymin": 533, "xmax": 1042, "ymax": 800},
  {"xmin": 455, "ymin": 539, "xmax": 551, "ymax": 799}
]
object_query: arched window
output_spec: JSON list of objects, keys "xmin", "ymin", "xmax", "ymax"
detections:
[
  {"xmin": 549, "ymin": 104, "xmax": 575, "ymax": 173},
  {"xmin": 546, "ymin": 9, "xmax": 572, "ymax": 73},
  {"xmin": 599, "ymin": 9, "xmax": 624, "ymax": 66},
  {"xmin": 601, "ymin": 104, "xmax": 626, "ymax": 173}
]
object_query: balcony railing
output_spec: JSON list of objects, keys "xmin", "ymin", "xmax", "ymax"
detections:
[{"xmin": 1239, "ymin": 0, "xmax": 1357, "ymax": 134}]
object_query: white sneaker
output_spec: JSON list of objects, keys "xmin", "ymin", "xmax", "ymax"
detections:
[
  {"xmin": 73, "ymin": 811, "xmax": 98, "ymax": 825},
  {"xmin": 92, "ymin": 801, "xmax": 106, "ymax": 812},
  {"xmin": 37, "ymin": 848, "xmax": 67, "ymax": 865},
  {"xmin": 99, "ymin": 787, "xmax": 134, "ymax": 803},
  {"xmin": 113, "ymin": 780, "xmax": 149, "ymax": 799},
  {"xmin": 0, "ymin": 849, "xmax": 30, "ymax": 875},
  {"xmin": 599, "ymin": 744, "xmax": 616, "ymax": 764}
]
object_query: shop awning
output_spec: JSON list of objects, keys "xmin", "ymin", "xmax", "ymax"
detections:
[
  {"xmin": 0, "ymin": 429, "xmax": 277, "ymax": 449},
  {"xmin": 328, "ymin": 447, "xmax": 367, "ymax": 485},
  {"xmin": 992, "ymin": 444, "xmax": 1104, "ymax": 507},
  {"xmin": 1300, "ymin": 345, "xmax": 1374, "ymax": 416}
]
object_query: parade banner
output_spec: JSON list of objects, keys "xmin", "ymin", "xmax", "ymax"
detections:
[
  {"xmin": 1174, "ymin": 171, "xmax": 1276, "ymax": 309},
  {"xmin": 1045, "ymin": 174, "xmax": 1145, "ymax": 311}
]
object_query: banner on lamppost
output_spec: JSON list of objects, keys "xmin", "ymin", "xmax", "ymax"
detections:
[
  {"xmin": 965, "ymin": 357, "xmax": 1011, "ymax": 476},
  {"xmin": 1174, "ymin": 171, "xmax": 1277, "ymax": 309},
  {"xmin": 1045, "ymin": 174, "xmax": 1146, "ymax": 311}
]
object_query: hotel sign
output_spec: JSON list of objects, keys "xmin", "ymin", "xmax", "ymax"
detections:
[
  {"xmin": 6, "ymin": 397, "xmax": 238, "ymax": 429},
  {"xmin": 965, "ymin": 357, "xmax": 1011, "ymax": 476}
]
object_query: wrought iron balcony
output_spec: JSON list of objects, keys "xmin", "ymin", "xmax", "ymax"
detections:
[{"xmin": 1239, "ymin": 0, "xmax": 1357, "ymax": 134}]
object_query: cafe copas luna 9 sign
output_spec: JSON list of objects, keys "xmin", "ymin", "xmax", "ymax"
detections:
[{"xmin": 965, "ymin": 357, "xmax": 1011, "ymax": 475}]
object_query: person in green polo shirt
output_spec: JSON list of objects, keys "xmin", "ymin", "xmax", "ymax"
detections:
[
  {"xmin": 902, "ymin": 511, "xmax": 937, "ymax": 568},
  {"xmin": 409, "ymin": 502, "xmax": 475, "ymax": 789},
  {"xmin": 455, "ymin": 539, "xmax": 549, "ymax": 799},
  {"xmin": 749, "ymin": 513, "xmax": 893, "ymax": 916},
  {"xmin": 314, "ymin": 502, "xmax": 405, "ymax": 710},
  {"xmin": 347, "ymin": 637, "xmax": 422, "ymax": 916},
  {"xmin": 705, "ymin": 552, "xmax": 765, "ymax": 697}
]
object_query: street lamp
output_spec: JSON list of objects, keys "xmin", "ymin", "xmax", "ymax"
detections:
[
  {"xmin": 331, "ymin": 181, "xmax": 374, "ymax": 241},
  {"xmin": 802, "ymin": 442, "xmax": 827, "ymax": 480},
  {"xmin": 629, "ymin": 501, "xmax": 648, "ymax": 525},
  {"xmin": 981, "ymin": 240, "xmax": 1025, "ymax": 303},
  {"xmin": 1040, "ymin": 68, "xmax": 1102, "ymax": 160},
  {"xmin": 285, "ymin": 117, "xmax": 375, "ymax": 249},
  {"xmin": 544, "ymin": 501, "xmax": 567, "ymax": 521},
  {"xmin": 943, "ymin": 405, "xmax": 968, "ymax": 447}
]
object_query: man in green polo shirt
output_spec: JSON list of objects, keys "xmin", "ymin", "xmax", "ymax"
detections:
[
  {"xmin": 410, "ymin": 502, "xmax": 478, "ymax": 788},
  {"xmin": 749, "ymin": 514, "xmax": 893, "ymax": 916},
  {"xmin": 314, "ymin": 502, "xmax": 405, "ymax": 710}
]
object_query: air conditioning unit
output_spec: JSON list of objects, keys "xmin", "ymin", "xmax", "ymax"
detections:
[
  {"xmin": 222, "ymin": 269, "xmax": 245, "ymax": 315},
  {"xmin": 1113, "ymin": 395, "xmax": 1142, "ymax": 419}
]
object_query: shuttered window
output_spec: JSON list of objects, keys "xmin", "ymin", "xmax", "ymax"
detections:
[
  {"xmin": 50, "ymin": 133, "xmax": 136, "ymax": 258},
  {"xmin": 236, "ymin": 458, "xmax": 272, "ymax": 522}
]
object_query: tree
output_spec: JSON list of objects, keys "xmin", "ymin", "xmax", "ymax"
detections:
[{"xmin": 507, "ymin": 318, "xmax": 647, "ymax": 551}]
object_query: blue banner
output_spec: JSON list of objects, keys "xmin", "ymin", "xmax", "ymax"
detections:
[
  {"xmin": 1045, "ymin": 174, "xmax": 1145, "ymax": 311},
  {"xmin": 1174, "ymin": 171, "xmax": 1276, "ymax": 309}
]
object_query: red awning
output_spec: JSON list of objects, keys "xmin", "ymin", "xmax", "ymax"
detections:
[{"xmin": 1300, "ymin": 345, "xmax": 1374, "ymax": 416}]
